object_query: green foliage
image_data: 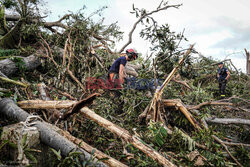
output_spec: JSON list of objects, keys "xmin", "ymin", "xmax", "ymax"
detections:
[
  {"xmin": 0, "ymin": 49, "xmax": 18, "ymax": 58},
  {"xmin": 50, "ymin": 148, "xmax": 97, "ymax": 167},
  {"xmin": 147, "ymin": 121, "xmax": 168, "ymax": 147},
  {"xmin": 234, "ymin": 146, "xmax": 250, "ymax": 166},
  {"xmin": 170, "ymin": 127, "xmax": 196, "ymax": 152}
]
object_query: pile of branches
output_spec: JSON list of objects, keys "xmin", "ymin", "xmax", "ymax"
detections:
[{"xmin": 0, "ymin": 0, "xmax": 249, "ymax": 166}]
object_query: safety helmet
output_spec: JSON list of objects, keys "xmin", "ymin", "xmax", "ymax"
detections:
[{"xmin": 126, "ymin": 49, "xmax": 138, "ymax": 60}]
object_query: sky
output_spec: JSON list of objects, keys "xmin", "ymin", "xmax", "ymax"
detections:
[{"xmin": 45, "ymin": 0, "xmax": 249, "ymax": 73}]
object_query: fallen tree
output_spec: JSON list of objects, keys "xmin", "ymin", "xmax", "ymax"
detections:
[
  {"xmin": 0, "ymin": 54, "xmax": 41, "ymax": 77},
  {"xmin": 16, "ymin": 99, "xmax": 176, "ymax": 167},
  {"xmin": 0, "ymin": 98, "xmax": 108, "ymax": 167}
]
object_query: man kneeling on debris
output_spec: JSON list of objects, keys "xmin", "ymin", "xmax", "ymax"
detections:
[
  {"xmin": 217, "ymin": 62, "xmax": 230, "ymax": 97},
  {"xmin": 108, "ymin": 49, "xmax": 138, "ymax": 88}
]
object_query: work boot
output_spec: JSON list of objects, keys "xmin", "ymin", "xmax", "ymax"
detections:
[{"xmin": 220, "ymin": 94, "xmax": 225, "ymax": 98}]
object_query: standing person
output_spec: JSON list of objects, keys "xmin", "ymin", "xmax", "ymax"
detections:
[
  {"xmin": 217, "ymin": 62, "xmax": 230, "ymax": 97},
  {"xmin": 108, "ymin": 49, "xmax": 138, "ymax": 87}
]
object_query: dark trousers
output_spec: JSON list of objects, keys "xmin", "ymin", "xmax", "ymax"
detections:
[{"xmin": 219, "ymin": 79, "xmax": 227, "ymax": 94}]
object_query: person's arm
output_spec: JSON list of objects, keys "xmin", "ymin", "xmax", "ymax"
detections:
[
  {"xmin": 119, "ymin": 64, "xmax": 125, "ymax": 84},
  {"xmin": 225, "ymin": 71, "xmax": 230, "ymax": 80},
  {"xmin": 217, "ymin": 69, "xmax": 220, "ymax": 80}
]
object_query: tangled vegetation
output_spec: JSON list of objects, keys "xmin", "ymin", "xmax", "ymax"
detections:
[{"xmin": 0, "ymin": 0, "xmax": 249, "ymax": 166}]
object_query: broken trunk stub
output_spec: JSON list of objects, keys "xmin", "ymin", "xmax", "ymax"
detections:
[{"xmin": 1, "ymin": 123, "xmax": 40, "ymax": 148}]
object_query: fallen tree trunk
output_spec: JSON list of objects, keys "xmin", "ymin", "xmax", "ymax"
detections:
[
  {"xmin": 0, "ymin": 54, "xmax": 41, "ymax": 77},
  {"xmin": 206, "ymin": 117, "xmax": 250, "ymax": 126},
  {"xmin": 0, "ymin": 98, "xmax": 107, "ymax": 167},
  {"xmin": 17, "ymin": 100, "xmax": 77, "ymax": 109},
  {"xmin": 80, "ymin": 107, "xmax": 176, "ymax": 167}
]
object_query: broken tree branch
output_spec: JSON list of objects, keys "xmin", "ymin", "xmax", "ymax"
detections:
[
  {"xmin": 163, "ymin": 99, "xmax": 201, "ymax": 130},
  {"xmin": 66, "ymin": 34, "xmax": 86, "ymax": 92},
  {"xmin": 5, "ymin": 14, "xmax": 69, "ymax": 29},
  {"xmin": 206, "ymin": 117, "xmax": 250, "ymax": 126},
  {"xmin": 0, "ymin": 76, "xmax": 29, "ymax": 87},
  {"xmin": 118, "ymin": 3, "xmax": 182, "ymax": 53},
  {"xmin": 145, "ymin": 45, "xmax": 194, "ymax": 122},
  {"xmin": 212, "ymin": 135, "xmax": 243, "ymax": 167},
  {"xmin": 187, "ymin": 101, "xmax": 233, "ymax": 110},
  {"xmin": 80, "ymin": 106, "xmax": 176, "ymax": 167},
  {"xmin": 17, "ymin": 100, "xmax": 77, "ymax": 109},
  {"xmin": 171, "ymin": 78, "xmax": 191, "ymax": 90}
]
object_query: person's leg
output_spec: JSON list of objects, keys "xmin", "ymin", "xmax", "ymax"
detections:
[
  {"xmin": 219, "ymin": 81, "xmax": 222, "ymax": 94},
  {"xmin": 221, "ymin": 80, "xmax": 227, "ymax": 95}
]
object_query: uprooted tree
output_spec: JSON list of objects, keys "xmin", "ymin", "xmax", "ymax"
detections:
[{"xmin": 0, "ymin": 0, "xmax": 249, "ymax": 166}]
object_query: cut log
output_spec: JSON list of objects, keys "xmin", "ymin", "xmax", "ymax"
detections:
[
  {"xmin": 0, "ymin": 54, "xmax": 41, "ymax": 77},
  {"xmin": 206, "ymin": 117, "xmax": 250, "ymax": 126},
  {"xmin": 17, "ymin": 100, "xmax": 77, "ymax": 109},
  {"xmin": 0, "ymin": 98, "xmax": 107, "ymax": 167},
  {"xmin": 80, "ymin": 107, "xmax": 176, "ymax": 167}
]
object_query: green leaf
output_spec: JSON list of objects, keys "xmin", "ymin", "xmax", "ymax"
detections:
[
  {"xmin": 25, "ymin": 151, "xmax": 37, "ymax": 164},
  {"xmin": 0, "ymin": 140, "xmax": 9, "ymax": 150},
  {"xmin": 61, "ymin": 96, "xmax": 67, "ymax": 100},
  {"xmin": 69, "ymin": 151, "xmax": 83, "ymax": 157},
  {"xmin": 159, "ymin": 126, "xmax": 167, "ymax": 137},
  {"xmin": 50, "ymin": 148, "xmax": 61, "ymax": 160},
  {"xmin": 8, "ymin": 142, "xmax": 17, "ymax": 149},
  {"xmin": 13, "ymin": 92, "xmax": 17, "ymax": 103},
  {"xmin": 21, "ymin": 133, "xmax": 28, "ymax": 147},
  {"xmin": 91, "ymin": 149, "xmax": 96, "ymax": 155}
]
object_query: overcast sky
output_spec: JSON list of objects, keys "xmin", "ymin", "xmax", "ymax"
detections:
[{"xmin": 45, "ymin": 0, "xmax": 249, "ymax": 72}]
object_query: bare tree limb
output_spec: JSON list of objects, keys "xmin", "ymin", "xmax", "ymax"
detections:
[
  {"xmin": 187, "ymin": 101, "xmax": 233, "ymax": 110},
  {"xmin": 206, "ymin": 117, "xmax": 250, "ymax": 126},
  {"xmin": 118, "ymin": 3, "xmax": 182, "ymax": 53},
  {"xmin": 212, "ymin": 135, "xmax": 243, "ymax": 167},
  {"xmin": 5, "ymin": 14, "xmax": 70, "ymax": 29}
]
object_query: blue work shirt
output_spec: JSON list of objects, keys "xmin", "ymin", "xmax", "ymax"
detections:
[
  {"xmin": 109, "ymin": 56, "xmax": 127, "ymax": 73},
  {"xmin": 217, "ymin": 67, "xmax": 228, "ymax": 80}
]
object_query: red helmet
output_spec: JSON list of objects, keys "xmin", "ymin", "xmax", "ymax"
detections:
[{"xmin": 126, "ymin": 49, "xmax": 138, "ymax": 60}]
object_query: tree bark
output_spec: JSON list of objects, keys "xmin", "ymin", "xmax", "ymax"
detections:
[
  {"xmin": 17, "ymin": 100, "xmax": 77, "ymax": 109},
  {"xmin": 206, "ymin": 117, "xmax": 250, "ymax": 126},
  {"xmin": 0, "ymin": 54, "xmax": 41, "ymax": 77},
  {"xmin": 0, "ymin": 98, "xmax": 107, "ymax": 167}
]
